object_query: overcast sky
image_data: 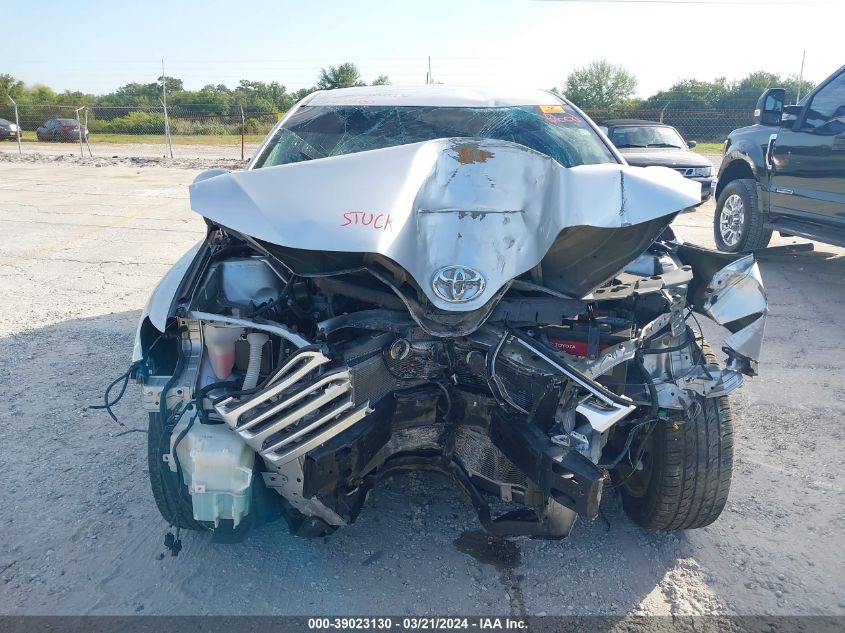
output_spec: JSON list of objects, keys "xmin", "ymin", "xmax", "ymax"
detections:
[{"xmin": 3, "ymin": 0, "xmax": 843, "ymax": 97}]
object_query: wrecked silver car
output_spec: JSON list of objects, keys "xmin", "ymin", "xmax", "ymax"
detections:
[{"xmin": 129, "ymin": 87, "xmax": 766, "ymax": 540}]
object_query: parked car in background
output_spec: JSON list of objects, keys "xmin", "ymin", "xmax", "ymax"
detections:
[
  {"xmin": 714, "ymin": 64, "xmax": 845, "ymax": 252},
  {"xmin": 36, "ymin": 118, "xmax": 88, "ymax": 142},
  {"xmin": 0, "ymin": 118, "xmax": 20, "ymax": 141},
  {"xmin": 600, "ymin": 119, "xmax": 714, "ymax": 204}
]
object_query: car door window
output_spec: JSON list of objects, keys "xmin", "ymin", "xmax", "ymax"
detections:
[{"xmin": 801, "ymin": 72, "xmax": 845, "ymax": 136}]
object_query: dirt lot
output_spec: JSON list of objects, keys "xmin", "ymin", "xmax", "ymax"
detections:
[
  {"xmin": 4, "ymin": 138, "xmax": 258, "ymax": 161},
  {"xmin": 1, "ymin": 149, "xmax": 843, "ymax": 617}
]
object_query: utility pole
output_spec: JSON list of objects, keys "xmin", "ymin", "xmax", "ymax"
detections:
[
  {"xmin": 796, "ymin": 50, "xmax": 806, "ymax": 104},
  {"xmin": 427, "ymin": 56, "xmax": 433, "ymax": 85}
]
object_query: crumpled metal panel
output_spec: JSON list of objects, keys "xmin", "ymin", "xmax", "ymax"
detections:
[
  {"xmin": 702, "ymin": 254, "xmax": 767, "ymax": 372},
  {"xmin": 190, "ymin": 138, "xmax": 700, "ymax": 311}
]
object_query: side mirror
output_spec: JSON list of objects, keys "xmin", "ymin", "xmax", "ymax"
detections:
[
  {"xmin": 780, "ymin": 104, "xmax": 802, "ymax": 128},
  {"xmin": 753, "ymin": 88, "xmax": 786, "ymax": 126},
  {"xmin": 687, "ymin": 140, "xmax": 697, "ymax": 149}
]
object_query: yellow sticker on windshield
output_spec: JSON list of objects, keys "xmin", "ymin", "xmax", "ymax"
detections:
[{"xmin": 539, "ymin": 105, "xmax": 565, "ymax": 114}]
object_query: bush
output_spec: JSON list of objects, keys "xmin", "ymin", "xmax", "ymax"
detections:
[
  {"xmin": 87, "ymin": 111, "xmax": 166, "ymax": 134},
  {"xmin": 170, "ymin": 119, "xmax": 230, "ymax": 135}
]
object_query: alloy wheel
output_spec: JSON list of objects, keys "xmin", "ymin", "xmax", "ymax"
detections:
[{"xmin": 719, "ymin": 193, "xmax": 745, "ymax": 247}]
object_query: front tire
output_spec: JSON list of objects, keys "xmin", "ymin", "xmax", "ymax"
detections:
[
  {"xmin": 616, "ymin": 397, "xmax": 733, "ymax": 530},
  {"xmin": 714, "ymin": 178, "xmax": 772, "ymax": 252},
  {"xmin": 147, "ymin": 412, "xmax": 209, "ymax": 531},
  {"xmin": 615, "ymin": 343, "xmax": 734, "ymax": 530}
]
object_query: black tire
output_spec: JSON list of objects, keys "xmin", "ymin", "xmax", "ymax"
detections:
[
  {"xmin": 616, "ymin": 345, "xmax": 734, "ymax": 531},
  {"xmin": 147, "ymin": 412, "xmax": 209, "ymax": 530},
  {"xmin": 714, "ymin": 178, "xmax": 772, "ymax": 252}
]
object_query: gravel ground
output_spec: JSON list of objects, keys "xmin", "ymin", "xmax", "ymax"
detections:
[
  {"xmin": 3, "ymin": 139, "xmax": 258, "ymax": 161},
  {"xmin": 0, "ymin": 151, "xmax": 843, "ymax": 617}
]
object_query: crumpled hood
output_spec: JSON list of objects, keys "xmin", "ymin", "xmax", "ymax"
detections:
[{"xmin": 190, "ymin": 138, "xmax": 700, "ymax": 311}]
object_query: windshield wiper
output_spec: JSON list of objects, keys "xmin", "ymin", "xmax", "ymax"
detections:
[
  {"xmin": 647, "ymin": 143, "xmax": 684, "ymax": 149},
  {"xmin": 614, "ymin": 143, "xmax": 646, "ymax": 148}
]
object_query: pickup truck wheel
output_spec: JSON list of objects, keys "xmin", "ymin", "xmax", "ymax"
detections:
[
  {"xmin": 615, "ymin": 344, "xmax": 734, "ymax": 530},
  {"xmin": 147, "ymin": 412, "xmax": 210, "ymax": 531},
  {"xmin": 714, "ymin": 179, "xmax": 772, "ymax": 252}
]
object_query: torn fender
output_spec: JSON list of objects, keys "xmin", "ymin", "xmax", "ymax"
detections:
[
  {"xmin": 677, "ymin": 244, "xmax": 767, "ymax": 375},
  {"xmin": 132, "ymin": 241, "xmax": 205, "ymax": 361},
  {"xmin": 703, "ymin": 255, "xmax": 767, "ymax": 375},
  {"xmin": 189, "ymin": 138, "xmax": 700, "ymax": 311}
]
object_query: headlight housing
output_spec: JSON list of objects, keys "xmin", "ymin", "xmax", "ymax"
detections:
[{"xmin": 690, "ymin": 166, "xmax": 713, "ymax": 178}]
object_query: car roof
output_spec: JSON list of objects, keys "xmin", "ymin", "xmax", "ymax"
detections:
[
  {"xmin": 306, "ymin": 85, "xmax": 564, "ymax": 108},
  {"xmin": 602, "ymin": 119, "xmax": 673, "ymax": 128}
]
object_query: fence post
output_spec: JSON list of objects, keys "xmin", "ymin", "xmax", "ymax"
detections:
[
  {"xmin": 240, "ymin": 105, "xmax": 245, "ymax": 161},
  {"xmin": 8, "ymin": 95, "xmax": 22, "ymax": 154},
  {"xmin": 160, "ymin": 98, "xmax": 173, "ymax": 159},
  {"xmin": 75, "ymin": 106, "xmax": 85, "ymax": 157},
  {"xmin": 83, "ymin": 107, "xmax": 92, "ymax": 156}
]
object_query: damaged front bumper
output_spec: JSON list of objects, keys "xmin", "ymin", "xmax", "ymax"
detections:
[{"xmin": 149, "ymin": 252, "xmax": 765, "ymax": 535}]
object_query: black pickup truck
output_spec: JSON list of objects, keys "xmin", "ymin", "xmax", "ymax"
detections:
[{"xmin": 714, "ymin": 64, "xmax": 845, "ymax": 252}]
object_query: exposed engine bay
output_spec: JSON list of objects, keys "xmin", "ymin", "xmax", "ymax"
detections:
[{"xmin": 134, "ymin": 224, "xmax": 766, "ymax": 538}]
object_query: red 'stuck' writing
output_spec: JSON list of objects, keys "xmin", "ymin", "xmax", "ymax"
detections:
[{"xmin": 341, "ymin": 211, "xmax": 393, "ymax": 232}]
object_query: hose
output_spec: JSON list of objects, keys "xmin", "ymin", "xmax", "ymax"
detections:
[{"xmin": 242, "ymin": 332, "xmax": 269, "ymax": 390}]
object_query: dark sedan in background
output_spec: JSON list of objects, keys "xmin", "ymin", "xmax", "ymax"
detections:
[
  {"xmin": 0, "ymin": 118, "xmax": 20, "ymax": 141},
  {"xmin": 36, "ymin": 118, "xmax": 88, "ymax": 142},
  {"xmin": 600, "ymin": 119, "xmax": 714, "ymax": 204}
]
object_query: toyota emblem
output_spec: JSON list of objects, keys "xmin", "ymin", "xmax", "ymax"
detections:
[{"xmin": 431, "ymin": 266, "xmax": 486, "ymax": 303}]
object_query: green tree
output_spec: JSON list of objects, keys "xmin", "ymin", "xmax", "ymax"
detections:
[
  {"xmin": 317, "ymin": 63, "xmax": 365, "ymax": 90},
  {"xmin": 97, "ymin": 82, "xmax": 160, "ymax": 106},
  {"xmin": 716, "ymin": 71, "xmax": 815, "ymax": 110},
  {"xmin": 783, "ymin": 74, "xmax": 816, "ymax": 104},
  {"xmin": 644, "ymin": 78, "xmax": 730, "ymax": 111},
  {"xmin": 371, "ymin": 75, "xmax": 390, "ymax": 86},
  {"xmin": 563, "ymin": 60, "xmax": 637, "ymax": 110},
  {"xmin": 0, "ymin": 74, "xmax": 24, "ymax": 99},
  {"xmin": 292, "ymin": 86, "xmax": 317, "ymax": 102},
  {"xmin": 157, "ymin": 76, "xmax": 184, "ymax": 94},
  {"xmin": 232, "ymin": 80, "xmax": 293, "ymax": 112},
  {"xmin": 24, "ymin": 84, "xmax": 58, "ymax": 104}
]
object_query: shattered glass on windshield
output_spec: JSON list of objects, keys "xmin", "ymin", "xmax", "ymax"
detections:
[{"xmin": 254, "ymin": 105, "xmax": 617, "ymax": 169}]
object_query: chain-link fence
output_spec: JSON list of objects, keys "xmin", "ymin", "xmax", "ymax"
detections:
[
  {"xmin": 0, "ymin": 103, "xmax": 281, "ymax": 136},
  {"xmin": 1, "ymin": 101, "xmax": 748, "ymax": 160},
  {"xmin": 582, "ymin": 107, "xmax": 747, "ymax": 144},
  {"xmin": 0, "ymin": 103, "xmax": 283, "ymax": 160}
]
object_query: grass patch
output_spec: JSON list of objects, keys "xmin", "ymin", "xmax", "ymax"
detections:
[
  {"xmin": 691, "ymin": 142, "xmax": 724, "ymax": 155},
  {"xmin": 92, "ymin": 133, "xmax": 267, "ymax": 145}
]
